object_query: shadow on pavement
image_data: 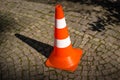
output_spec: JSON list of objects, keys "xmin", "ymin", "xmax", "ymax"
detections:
[
  {"xmin": 89, "ymin": 17, "xmax": 105, "ymax": 32},
  {"xmin": 15, "ymin": 34, "xmax": 53, "ymax": 58},
  {"xmin": 25, "ymin": 0, "xmax": 120, "ymax": 32},
  {"xmin": 68, "ymin": 0, "xmax": 120, "ymax": 31}
]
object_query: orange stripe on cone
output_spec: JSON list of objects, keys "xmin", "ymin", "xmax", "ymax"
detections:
[
  {"xmin": 55, "ymin": 27, "xmax": 69, "ymax": 39},
  {"xmin": 45, "ymin": 4, "xmax": 83, "ymax": 72}
]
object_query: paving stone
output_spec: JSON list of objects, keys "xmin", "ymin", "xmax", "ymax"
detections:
[
  {"xmin": 68, "ymin": 73, "xmax": 75, "ymax": 78},
  {"xmin": 44, "ymin": 71, "xmax": 49, "ymax": 77},
  {"xmin": 97, "ymin": 76, "xmax": 105, "ymax": 80},
  {"xmin": 61, "ymin": 71, "xmax": 68, "ymax": 77},
  {"xmin": 81, "ymin": 76, "xmax": 88, "ymax": 80},
  {"xmin": 94, "ymin": 32, "xmax": 106, "ymax": 40},
  {"xmin": 93, "ymin": 60, "xmax": 99, "ymax": 66},
  {"xmin": 84, "ymin": 43, "xmax": 92, "ymax": 51},
  {"xmin": 81, "ymin": 70, "xmax": 88, "ymax": 76},
  {"xmin": 97, "ymin": 65, "xmax": 104, "ymax": 71},
  {"xmin": 0, "ymin": 0, "xmax": 120, "ymax": 80},
  {"xmin": 101, "ymin": 53, "xmax": 109, "ymax": 59},
  {"xmin": 102, "ymin": 69, "xmax": 110, "ymax": 75},
  {"xmin": 91, "ymin": 44, "xmax": 99, "ymax": 50},
  {"xmin": 105, "ymin": 36, "xmax": 117, "ymax": 44},
  {"xmin": 104, "ymin": 57, "xmax": 111, "ymax": 63},
  {"xmin": 110, "ymin": 68, "xmax": 117, "ymax": 73},
  {"xmin": 50, "ymin": 73, "xmax": 57, "ymax": 79},
  {"xmin": 73, "ymin": 36, "xmax": 82, "ymax": 47},
  {"xmin": 111, "ymin": 73, "xmax": 119, "ymax": 79},
  {"xmin": 85, "ymin": 29, "xmax": 97, "ymax": 36},
  {"xmin": 88, "ymin": 56, "xmax": 94, "ymax": 61},
  {"xmin": 74, "ymin": 76, "xmax": 82, "ymax": 80},
  {"xmin": 79, "ymin": 34, "xmax": 90, "ymax": 48},
  {"xmin": 63, "ymin": 77, "xmax": 69, "ymax": 80},
  {"xmin": 96, "ymin": 71, "xmax": 102, "ymax": 76},
  {"xmin": 88, "ymin": 70, "xmax": 96, "ymax": 76},
  {"xmin": 104, "ymin": 63, "xmax": 113, "ymax": 69},
  {"xmin": 43, "ymin": 76, "xmax": 49, "ymax": 80},
  {"xmin": 106, "ymin": 30, "xmax": 118, "ymax": 37},
  {"xmin": 55, "ymin": 69, "xmax": 62, "ymax": 74},
  {"xmin": 110, "ymin": 54, "xmax": 118, "ymax": 60},
  {"xmin": 117, "ymin": 58, "xmax": 120, "ymax": 62},
  {"xmin": 57, "ymin": 75, "xmax": 62, "ymax": 80},
  {"xmin": 115, "ymin": 50, "xmax": 120, "ymax": 56},
  {"xmin": 99, "ymin": 59, "xmax": 106, "ymax": 64},
  {"xmin": 110, "ymin": 59, "xmax": 119, "ymax": 67}
]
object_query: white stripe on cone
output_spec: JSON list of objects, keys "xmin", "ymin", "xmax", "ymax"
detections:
[
  {"xmin": 55, "ymin": 17, "xmax": 66, "ymax": 29},
  {"xmin": 55, "ymin": 36, "xmax": 71, "ymax": 48}
]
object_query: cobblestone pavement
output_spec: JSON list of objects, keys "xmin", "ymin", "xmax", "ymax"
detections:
[{"xmin": 0, "ymin": 0, "xmax": 120, "ymax": 80}]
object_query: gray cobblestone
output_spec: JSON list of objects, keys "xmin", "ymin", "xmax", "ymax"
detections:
[
  {"xmin": 102, "ymin": 69, "xmax": 110, "ymax": 75},
  {"xmin": 105, "ymin": 36, "xmax": 117, "ymax": 44},
  {"xmin": 57, "ymin": 75, "xmax": 63, "ymax": 80},
  {"xmin": 63, "ymin": 77, "xmax": 69, "ymax": 80},
  {"xmin": 104, "ymin": 63, "xmax": 113, "ymax": 69},
  {"xmin": 74, "ymin": 76, "xmax": 82, "ymax": 80},
  {"xmin": 81, "ymin": 71, "xmax": 88, "ymax": 76},
  {"xmin": 49, "ymin": 71, "xmax": 57, "ymax": 79},
  {"xmin": 44, "ymin": 71, "xmax": 49, "ymax": 76},
  {"xmin": 0, "ymin": 0, "xmax": 120, "ymax": 80},
  {"xmin": 110, "ymin": 54, "xmax": 118, "ymax": 60},
  {"xmin": 104, "ymin": 57, "xmax": 111, "ymax": 63},
  {"xmin": 93, "ymin": 60, "xmax": 99, "ymax": 66},
  {"xmin": 106, "ymin": 30, "xmax": 118, "ymax": 37},
  {"xmin": 96, "ymin": 71, "xmax": 102, "ymax": 76},
  {"xmin": 105, "ymin": 76, "xmax": 113, "ymax": 80},
  {"xmin": 99, "ymin": 59, "xmax": 106, "ymax": 64},
  {"xmin": 79, "ymin": 34, "xmax": 90, "ymax": 48},
  {"xmin": 88, "ymin": 56, "xmax": 94, "ymax": 61},
  {"xmin": 88, "ymin": 70, "xmax": 96, "ymax": 76},
  {"xmin": 111, "ymin": 73, "xmax": 119, "ymax": 79},
  {"xmin": 97, "ymin": 76, "xmax": 105, "ymax": 80},
  {"xmin": 68, "ymin": 74, "xmax": 75, "ymax": 78},
  {"xmin": 81, "ymin": 76, "xmax": 88, "ymax": 80},
  {"xmin": 115, "ymin": 50, "xmax": 120, "ymax": 56},
  {"xmin": 85, "ymin": 29, "xmax": 97, "ymax": 36},
  {"xmin": 84, "ymin": 43, "xmax": 92, "ymax": 51},
  {"xmin": 110, "ymin": 68, "xmax": 117, "ymax": 73}
]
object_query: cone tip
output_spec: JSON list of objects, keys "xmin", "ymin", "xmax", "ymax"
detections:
[
  {"xmin": 55, "ymin": 4, "xmax": 64, "ymax": 19},
  {"xmin": 55, "ymin": 4, "xmax": 62, "ymax": 9}
]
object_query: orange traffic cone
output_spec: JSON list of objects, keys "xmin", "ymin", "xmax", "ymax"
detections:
[{"xmin": 45, "ymin": 4, "xmax": 82, "ymax": 72}]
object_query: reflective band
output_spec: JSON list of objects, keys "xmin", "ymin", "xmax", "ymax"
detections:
[
  {"xmin": 55, "ymin": 36, "xmax": 71, "ymax": 48},
  {"xmin": 55, "ymin": 17, "xmax": 66, "ymax": 29}
]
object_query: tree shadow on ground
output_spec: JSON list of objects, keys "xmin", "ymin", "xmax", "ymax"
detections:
[
  {"xmin": 15, "ymin": 34, "xmax": 53, "ymax": 58},
  {"xmin": 25, "ymin": 0, "xmax": 120, "ymax": 32},
  {"xmin": 89, "ymin": 17, "xmax": 105, "ymax": 32},
  {"xmin": 97, "ymin": 1, "xmax": 120, "ymax": 23},
  {"xmin": 66, "ymin": 0, "xmax": 120, "ymax": 32}
]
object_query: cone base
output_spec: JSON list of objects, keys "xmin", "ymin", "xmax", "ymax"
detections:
[{"xmin": 46, "ymin": 48, "xmax": 82, "ymax": 72}]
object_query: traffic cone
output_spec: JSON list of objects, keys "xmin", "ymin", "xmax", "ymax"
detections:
[{"xmin": 45, "ymin": 4, "xmax": 82, "ymax": 72}]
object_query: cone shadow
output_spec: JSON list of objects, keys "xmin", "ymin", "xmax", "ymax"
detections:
[{"xmin": 15, "ymin": 34, "xmax": 53, "ymax": 58}]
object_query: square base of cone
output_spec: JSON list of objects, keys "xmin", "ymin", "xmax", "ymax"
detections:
[
  {"xmin": 45, "ymin": 48, "xmax": 82, "ymax": 72},
  {"xmin": 46, "ymin": 59, "xmax": 78, "ymax": 72}
]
